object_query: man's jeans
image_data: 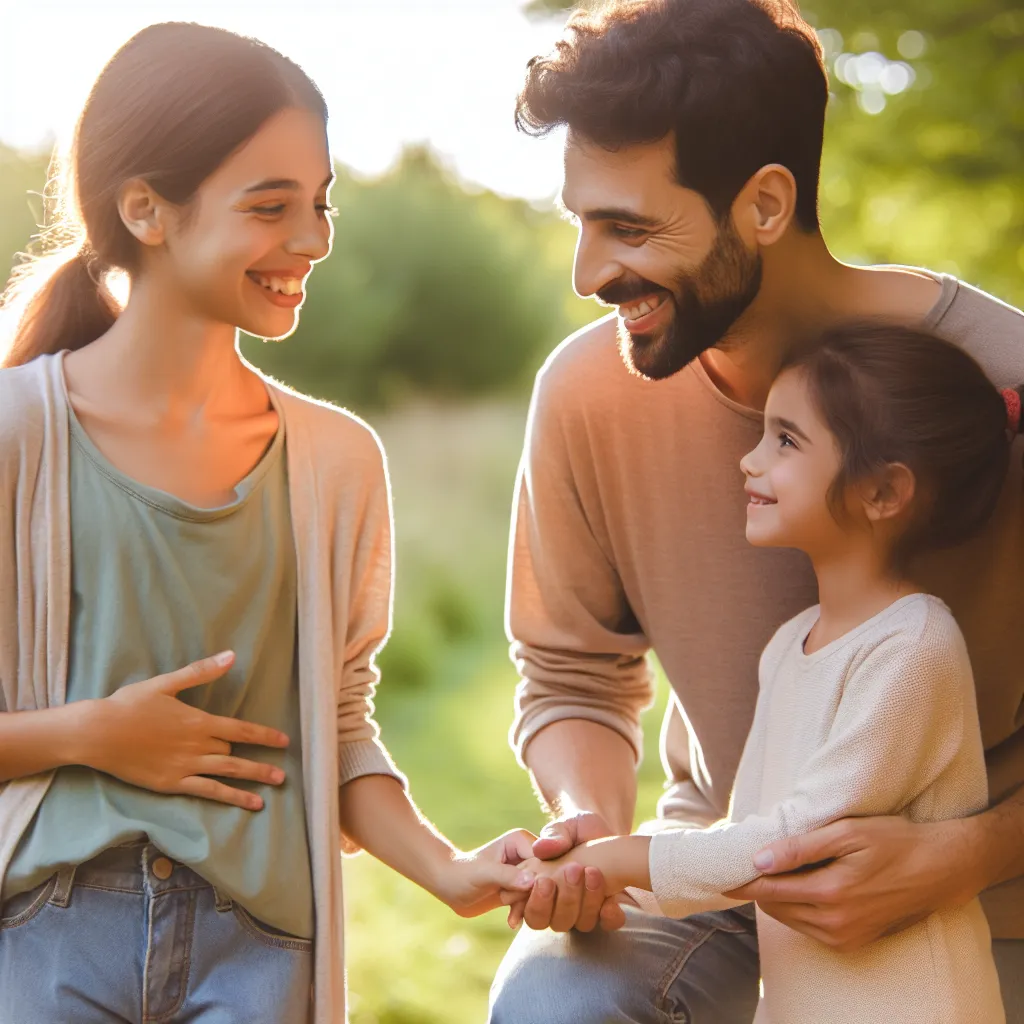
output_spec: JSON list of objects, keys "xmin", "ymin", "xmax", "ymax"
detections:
[
  {"xmin": 489, "ymin": 904, "xmax": 1024, "ymax": 1024},
  {"xmin": 0, "ymin": 840, "xmax": 313, "ymax": 1024}
]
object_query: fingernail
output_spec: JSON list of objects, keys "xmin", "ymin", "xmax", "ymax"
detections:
[
  {"xmin": 585, "ymin": 869, "xmax": 601, "ymax": 891},
  {"xmin": 538, "ymin": 877, "xmax": 554, "ymax": 895},
  {"xmin": 271, "ymin": 770, "xmax": 285, "ymax": 783},
  {"xmin": 754, "ymin": 850, "xmax": 774, "ymax": 870},
  {"xmin": 566, "ymin": 864, "xmax": 583, "ymax": 884},
  {"xmin": 215, "ymin": 651, "xmax": 233, "ymax": 665},
  {"xmin": 515, "ymin": 871, "xmax": 535, "ymax": 887}
]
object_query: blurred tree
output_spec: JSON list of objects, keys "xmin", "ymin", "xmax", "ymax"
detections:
[{"xmin": 521, "ymin": 0, "xmax": 1024, "ymax": 305}]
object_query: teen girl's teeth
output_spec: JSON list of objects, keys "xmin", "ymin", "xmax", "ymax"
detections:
[
  {"xmin": 748, "ymin": 495, "xmax": 776, "ymax": 505},
  {"xmin": 248, "ymin": 272, "xmax": 303, "ymax": 296},
  {"xmin": 620, "ymin": 294, "xmax": 666, "ymax": 321}
]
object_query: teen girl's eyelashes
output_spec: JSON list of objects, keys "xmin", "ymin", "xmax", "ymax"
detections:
[
  {"xmin": 778, "ymin": 431, "xmax": 798, "ymax": 450},
  {"xmin": 249, "ymin": 201, "xmax": 338, "ymax": 219}
]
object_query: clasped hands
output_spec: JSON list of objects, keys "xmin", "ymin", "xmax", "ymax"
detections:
[
  {"xmin": 498, "ymin": 811, "xmax": 635, "ymax": 933},
  {"xmin": 483, "ymin": 811, "xmax": 979, "ymax": 951}
]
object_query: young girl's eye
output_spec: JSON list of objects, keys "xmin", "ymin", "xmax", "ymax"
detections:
[
  {"xmin": 778, "ymin": 432, "xmax": 797, "ymax": 449},
  {"xmin": 253, "ymin": 204, "xmax": 286, "ymax": 216}
]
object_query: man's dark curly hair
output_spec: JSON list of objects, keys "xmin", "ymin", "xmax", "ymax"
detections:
[{"xmin": 516, "ymin": 0, "xmax": 827, "ymax": 232}]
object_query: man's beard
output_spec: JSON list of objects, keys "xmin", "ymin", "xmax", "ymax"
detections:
[{"xmin": 600, "ymin": 219, "xmax": 763, "ymax": 381}]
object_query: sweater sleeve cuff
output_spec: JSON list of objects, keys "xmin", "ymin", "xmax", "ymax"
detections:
[
  {"xmin": 624, "ymin": 886, "xmax": 664, "ymax": 916},
  {"xmin": 337, "ymin": 739, "xmax": 409, "ymax": 857},
  {"xmin": 338, "ymin": 738, "xmax": 408, "ymax": 790}
]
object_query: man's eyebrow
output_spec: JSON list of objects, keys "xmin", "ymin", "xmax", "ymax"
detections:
[
  {"xmin": 770, "ymin": 415, "xmax": 813, "ymax": 444},
  {"xmin": 580, "ymin": 207, "xmax": 661, "ymax": 228},
  {"xmin": 244, "ymin": 174, "xmax": 335, "ymax": 193}
]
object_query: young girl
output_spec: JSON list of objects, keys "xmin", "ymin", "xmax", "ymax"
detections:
[
  {"xmin": 0, "ymin": 24, "xmax": 532, "ymax": 1023},
  {"xmin": 514, "ymin": 323, "xmax": 1017, "ymax": 1022}
]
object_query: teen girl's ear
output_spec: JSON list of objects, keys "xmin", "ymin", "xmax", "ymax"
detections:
[
  {"xmin": 730, "ymin": 163, "xmax": 798, "ymax": 250},
  {"xmin": 858, "ymin": 462, "xmax": 917, "ymax": 525},
  {"xmin": 117, "ymin": 178, "xmax": 172, "ymax": 248}
]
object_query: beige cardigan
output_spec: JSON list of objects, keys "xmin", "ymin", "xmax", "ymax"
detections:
[{"xmin": 0, "ymin": 352, "xmax": 404, "ymax": 1023}]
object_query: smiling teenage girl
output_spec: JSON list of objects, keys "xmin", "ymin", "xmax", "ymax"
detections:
[
  {"xmin": 513, "ymin": 323, "xmax": 1020, "ymax": 1022},
  {"xmin": 0, "ymin": 23, "xmax": 530, "ymax": 1023}
]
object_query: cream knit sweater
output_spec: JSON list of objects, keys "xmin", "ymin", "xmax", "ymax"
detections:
[{"xmin": 639, "ymin": 595, "xmax": 1004, "ymax": 1023}]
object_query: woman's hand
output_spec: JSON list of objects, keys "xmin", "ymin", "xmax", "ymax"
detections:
[
  {"xmin": 78, "ymin": 651, "xmax": 291, "ymax": 810},
  {"xmin": 435, "ymin": 829, "xmax": 539, "ymax": 919}
]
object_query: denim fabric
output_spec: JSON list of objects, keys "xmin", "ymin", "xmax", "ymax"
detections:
[
  {"xmin": 0, "ymin": 841, "xmax": 312, "ymax": 1024},
  {"xmin": 489, "ymin": 904, "xmax": 760, "ymax": 1024},
  {"xmin": 489, "ymin": 904, "xmax": 1024, "ymax": 1024}
]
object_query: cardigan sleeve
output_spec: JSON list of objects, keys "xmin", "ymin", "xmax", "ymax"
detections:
[
  {"xmin": 646, "ymin": 617, "xmax": 980, "ymax": 918},
  {"xmin": 335, "ymin": 430, "xmax": 406, "ymax": 792}
]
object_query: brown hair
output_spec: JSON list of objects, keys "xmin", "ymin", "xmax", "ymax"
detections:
[
  {"xmin": 0, "ymin": 22, "xmax": 327, "ymax": 368},
  {"xmin": 516, "ymin": 0, "xmax": 827, "ymax": 231},
  {"xmin": 786, "ymin": 322, "xmax": 1024, "ymax": 568}
]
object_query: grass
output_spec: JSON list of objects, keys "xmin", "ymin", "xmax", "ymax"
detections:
[{"xmin": 343, "ymin": 398, "xmax": 669, "ymax": 1024}]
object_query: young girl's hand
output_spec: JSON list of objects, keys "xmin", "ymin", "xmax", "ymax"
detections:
[
  {"xmin": 78, "ymin": 651, "xmax": 291, "ymax": 811},
  {"xmin": 436, "ymin": 829, "xmax": 539, "ymax": 919}
]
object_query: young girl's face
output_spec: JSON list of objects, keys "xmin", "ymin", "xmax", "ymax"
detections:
[
  {"xmin": 740, "ymin": 367, "xmax": 851, "ymax": 556},
  {"xmin": 158, "ymin": 107, "xmax": 335, "ymax": 339}
]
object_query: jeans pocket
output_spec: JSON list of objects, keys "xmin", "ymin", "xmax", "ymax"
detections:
[
  {"xmin": 0, "ymin": 877, "xmax": 56, "ymax": 931},
  {"xmin": 230, "ymin": 904, "xmax": 313, "ymax": 954}
]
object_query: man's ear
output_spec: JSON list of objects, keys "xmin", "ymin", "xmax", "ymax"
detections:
[
  {"xmin": 731, "ymin": 164, "xmax": 798, "ymax": 248},
  {"xmin": 859, "ymin": 463, "xmax": 917, "ymax": 524},
  {"xmin": 117, "ymin": 178, "xmax": 170, "ymax": 248}
]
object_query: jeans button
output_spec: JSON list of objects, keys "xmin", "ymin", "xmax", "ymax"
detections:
[{"xmin": 151, "ymin": 857, "xmax": 174, "ymax": 881}]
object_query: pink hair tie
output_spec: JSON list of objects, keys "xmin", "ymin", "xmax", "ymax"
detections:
[{"xmin": 1003, "ymin": 388, "xmax": 1021, "ymax": 435}]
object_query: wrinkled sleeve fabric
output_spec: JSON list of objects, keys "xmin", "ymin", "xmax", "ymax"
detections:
[{"xmin": 507, "ymin": 361, "xmax": 654, "ymax": 767}]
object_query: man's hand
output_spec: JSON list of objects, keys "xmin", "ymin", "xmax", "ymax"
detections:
[
  {"xmin": 726, "ymin": 816, "xmax": 981, "ymax": 953},
  {"xmin": 508, "ymin": 811, "xmax": 628, "ymax": 933}
]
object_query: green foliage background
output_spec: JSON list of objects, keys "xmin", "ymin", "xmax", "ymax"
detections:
[{"xmin": 1, "ymin": 2, "xmax": 1021, "ymax": 1020}]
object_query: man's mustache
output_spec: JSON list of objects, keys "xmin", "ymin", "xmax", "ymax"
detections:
[{"xmin": 596, "ymin": 278, "xmax": 672, "ymax": 308}]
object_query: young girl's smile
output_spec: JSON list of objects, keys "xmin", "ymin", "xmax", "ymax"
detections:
[{"xmin": 740, "ymin": 368, "xmax": 847, "ymax": 556}]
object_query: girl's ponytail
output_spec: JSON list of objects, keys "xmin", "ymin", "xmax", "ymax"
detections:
[{"xmin": 1, "ymin": 244, "xmax": 118, "ymax": 369}]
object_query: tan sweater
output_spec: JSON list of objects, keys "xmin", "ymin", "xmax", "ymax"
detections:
[
  {"xmin": 640, "ymin": 595, "xmax": 1003, "ymax": 1023},
  {"xmin": 508, "ymin": 272, "xmax": 1024, "ymax": 937},
  {"xmin": 0, "ymin": 352, "xmax": 404, "ymax": 1024}
]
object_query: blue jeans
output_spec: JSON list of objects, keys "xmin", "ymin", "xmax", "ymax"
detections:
[
  {"xmin": 489, "ymin": 904, "xmax": 1024, "ymax": 1024},
  {"xmin": 0, "ymin": 841, "xmax": 313, "ymax": 1023}
]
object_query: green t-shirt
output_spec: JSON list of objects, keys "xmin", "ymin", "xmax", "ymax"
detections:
[{"xmin": 4, "ymin": 407, "xmax": 314, "ymax": 938}]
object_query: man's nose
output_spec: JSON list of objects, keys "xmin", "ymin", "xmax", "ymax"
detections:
[{"xmin": 572, "ymin": 232, "xmax": 621, "ymax": 299}]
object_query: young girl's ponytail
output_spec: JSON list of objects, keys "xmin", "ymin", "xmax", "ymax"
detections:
[{"xmin": 0, "ymin": 21, "xmax": 327, "ymax": 370}]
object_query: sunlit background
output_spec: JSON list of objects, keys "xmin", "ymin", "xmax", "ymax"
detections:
[{"xmin": 2, "ymin": 1, "xmax": 1022, "ymax": 1020}]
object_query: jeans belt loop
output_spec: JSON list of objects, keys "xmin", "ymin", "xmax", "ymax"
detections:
[{"xmin": 49, "ymin": 864, "xmax": 78, "ymax": 909}]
